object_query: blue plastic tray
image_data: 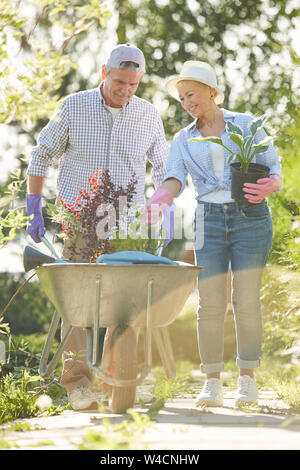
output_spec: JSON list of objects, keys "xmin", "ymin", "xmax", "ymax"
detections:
[{"xmin": 96, "ymin": 250, "xmax": 176, "ymax": 265}]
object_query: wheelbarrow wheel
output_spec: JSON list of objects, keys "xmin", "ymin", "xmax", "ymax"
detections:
[{"xmin": 109, "ymin": 325, "xmax": 137, "ymax": 414}]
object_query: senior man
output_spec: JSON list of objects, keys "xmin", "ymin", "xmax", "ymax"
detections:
[{"xmin": 26, "ymin": 44, "xmax": 169, "ymax": 410}]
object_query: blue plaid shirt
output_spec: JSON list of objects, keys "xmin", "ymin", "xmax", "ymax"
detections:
[
  {"xmin": 27, "ymin": 87, "xmax": 169, "ymax": 205},
  {"xmin": 163, "ymin": 108, "xmax": 282, "ymax": 198}
]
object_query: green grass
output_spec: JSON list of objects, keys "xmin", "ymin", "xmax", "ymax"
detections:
[
  {"xmin": 0, "ymin": 260, "xmax": 298, "ymax": 434},
  {"xmin": 28, "ymin": 440, "xmax": 54, "ymax": 447},
  {"xmin": 224, "ymin": 357, "xmax": 300, "ymax": 413},
  {"xmin": 0, "ymin": 332, "xmax": 67, "ymax": 425},
  {"xmin": 147, "ymin": 361, "xmax": 194, "ymax": 418},
  {"xmin": 0, "ymin": 370, "xmax": 40, "ymax": 424},
  {"xmin": 255, "ymin": 359, "xmax": 300, "ymax": 413},
  {"xmin": 79, "ymin": 409, "xmax": 152, "ymax": 450},
  {"xmin": 79, "ymin": 362, "xmax": 195, "ymax": 450},
  {"xmin": 0, "ymin": 438, "xmax": 13, "ymax": 449}
]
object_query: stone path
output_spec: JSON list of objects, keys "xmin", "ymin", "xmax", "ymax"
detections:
[
  {"xmin": 1, "ymin": 386, "xmax": 299, "ymax": 451},
  {"xmin": 1, "ymin": 266, "xmax": 299, "ymax": 452}
]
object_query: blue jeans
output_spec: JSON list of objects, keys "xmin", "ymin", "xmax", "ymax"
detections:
[{"xmin": 194, "ymin": 201, "xmax": 273, "ymax": 374}]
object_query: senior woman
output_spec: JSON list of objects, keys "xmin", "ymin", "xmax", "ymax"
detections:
[{"xmin": 145, "ymin": 61, "xmax": 281, "ymax": 407}]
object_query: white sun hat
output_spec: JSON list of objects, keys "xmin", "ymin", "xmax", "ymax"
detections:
[{"xmin": 166, "ymin": 60, "xmax": 224, "ymax": 104}]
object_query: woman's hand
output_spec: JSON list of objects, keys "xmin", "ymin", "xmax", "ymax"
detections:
[
  {"xmin": 243, "ymin": 174, "xmax": 281, "ymax": 204},
  {"xmin": 143, "ymin": 178, "xmax": 181, "ymax": 224},
  {"xmin": 144, "ymin": 188, "xmax": 174, "ymax": 224}
]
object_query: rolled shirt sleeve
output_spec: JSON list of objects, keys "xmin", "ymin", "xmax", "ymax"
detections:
[{"xmin": 163, "ymin": 133, "xmax": 189, "ymax": 196}]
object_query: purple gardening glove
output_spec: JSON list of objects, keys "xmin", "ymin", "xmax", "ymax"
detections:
[
  {"xmin": 161, "ymin": 203, "xmax": 175, "ymax": 247},
  {"xmin": 26, "ymin": 194, "xmax": 46, "ymax": 243}
]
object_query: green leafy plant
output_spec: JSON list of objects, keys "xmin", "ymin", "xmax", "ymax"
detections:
[
  {"xmin": 189, "ymin": 114, "xmax": 273, "ymax": 173},
  {"xmin": 0, "ymin": 370, "xmax": 40, "ymax": 424},
  {"xmin": 261, "ymin": 266, "xmax": 300, "ymax": 357},
  {"xmin": 0, "ymin": 323, "xmax": 68, "ymax": 424},
  {"xmin": 0, "ymin": 169, "xmax": 32, "ymax": 246},
  {"xmin": 1, "ymin": 0, "xmax": 111, "ymax": 126},
  {"xmin": 147, "ymin": 362, "xmax": 194, "ymax": 418}
]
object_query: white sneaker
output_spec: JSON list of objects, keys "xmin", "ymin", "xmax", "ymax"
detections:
[
  {"xmin": 195, "ymin": 378, "xmax": 224, "ymax": 407},
  {"xmin": 69, "ymin": 386, "xmax": 103, "ymax": 411},
  {"xmin": 235, "ymin": 375, "xmax": 258, "ymax": 406}
]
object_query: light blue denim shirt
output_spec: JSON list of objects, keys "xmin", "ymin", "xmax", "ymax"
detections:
[{"xmin": 163, "ymin": 108, "xmax": 282, "ymax": 198}]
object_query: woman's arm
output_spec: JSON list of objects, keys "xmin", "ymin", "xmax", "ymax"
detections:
[{"xmin": 159, "ymin": 177, "xmax": 182, "ymax": 198}]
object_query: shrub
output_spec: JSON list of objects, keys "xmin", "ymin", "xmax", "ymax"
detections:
[{"xmin": 0, "ymin": 273, "xmax": 54, "ymax": 335}]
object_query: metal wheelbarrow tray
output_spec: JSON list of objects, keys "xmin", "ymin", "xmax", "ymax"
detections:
[{"xmin": 36, "ymin": 261, "xmax": 201, "ymax": 413}]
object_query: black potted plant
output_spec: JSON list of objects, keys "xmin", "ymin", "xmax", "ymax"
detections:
[{"xmin": 189, "ymin": 114, "xmax": 273, "ymax": 206}]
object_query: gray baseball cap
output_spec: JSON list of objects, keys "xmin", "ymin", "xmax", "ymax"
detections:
[{"xmin": 106, "ymin": 44, "xmax": 146, "ymax": 72}]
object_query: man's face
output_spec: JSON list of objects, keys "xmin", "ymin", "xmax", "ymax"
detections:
[{"xmin": 101, "ymin": 66, "xmax": 143, "ymax": 108}]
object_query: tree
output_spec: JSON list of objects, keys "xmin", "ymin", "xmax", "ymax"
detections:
[
  {"xmin": 114, "ymin": 0, "xmax": 299, "ymax": 139},
  {"xmin": 1, "ymin": 0, "xmax": 111, "ymax": 126},
  {"xmin": 113, "ymin": 0, "xmax": 300, "ymax": 268},
  {"xmin": 0, "ymin": 0, "xmax": 112, "ymax": 246}
]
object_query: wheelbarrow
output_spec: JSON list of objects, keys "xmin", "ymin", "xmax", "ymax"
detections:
[{"xmin": 23, "ymin": 236, "xmax": 202, "ymax": 413}]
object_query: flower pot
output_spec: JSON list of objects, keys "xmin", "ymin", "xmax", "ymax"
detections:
[{"xmin": 230, "ymin": 162, "xmax": 270, "ymax": 207}]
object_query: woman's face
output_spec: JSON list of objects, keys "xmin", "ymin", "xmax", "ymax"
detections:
[{"xmin": 177, "ymin": 80, "xmax": 213, "ymax": 117}]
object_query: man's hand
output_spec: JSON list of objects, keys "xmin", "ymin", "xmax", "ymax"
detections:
[
  {"xmin": 26, "ymin": 194, "xmax": 46, "ymax": 243},
  {"xmin": 243, "ymin": 175, "xmax": 281, "ymax": 204}
]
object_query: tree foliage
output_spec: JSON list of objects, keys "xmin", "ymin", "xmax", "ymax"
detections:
[
  {"xmin": 0, "ymin": 0, "xmax": 111, "ymax": 246},
  {"xmin": 0, "ymin": 0, "xmax": 299, "ymax": 259},
  {"xmin": 0, "ymin": 273, "xmax": 54, "ymax": 334},
  {"xmin": 268, "ymin": 106, "xmax": 300, "ymax": 270},
  {"xmin": 115, "ymin": 0, "xmax": 299, "ymax": 138},
  {"xmin": 0, "ymin": 1, "xmax": 298, "ymax": 392},
  {"xmin": 0, "ymin": 0, "xmax": 111, "ymax": 127}
]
